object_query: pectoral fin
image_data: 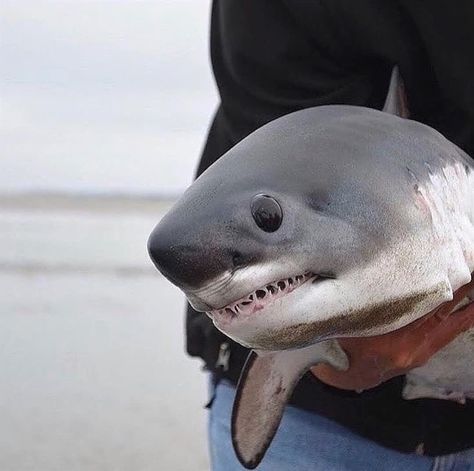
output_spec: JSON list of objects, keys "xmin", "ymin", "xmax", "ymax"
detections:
[{"xmin": 231, "ymin": 340, "xmax": 349, "ymax": 469}]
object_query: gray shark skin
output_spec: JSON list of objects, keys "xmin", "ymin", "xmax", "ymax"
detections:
[{"xmin": 148, "ymin": 69, "xmax": 474, "ymax": 469}]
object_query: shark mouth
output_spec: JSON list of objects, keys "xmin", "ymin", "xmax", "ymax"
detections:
[{"xmin": 207, "ymin": 272, "xmax": 318, "ymax": 319}]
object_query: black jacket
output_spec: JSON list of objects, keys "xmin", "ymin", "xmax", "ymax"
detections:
[{"xmin": 187, "ymin": 0, "xmax": 474, "ymax": 456}]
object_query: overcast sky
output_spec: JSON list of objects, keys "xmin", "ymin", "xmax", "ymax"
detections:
[{"xmin": 1, "ymin": 0, "xmax": 217, "ymax": 196}]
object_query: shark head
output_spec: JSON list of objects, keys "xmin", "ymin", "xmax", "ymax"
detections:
[
  {"xmin": 148, "ymin": 68, "xmax": 473, "ymax": 351},
  {"xmin": 148, "ymin": 99, "xmax": 463, "ymax": 350},
  {"xmin": 149, "ymin": 114, "xmax": 365, "ymax": 349}
]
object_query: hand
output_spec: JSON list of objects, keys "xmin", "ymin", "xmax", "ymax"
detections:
[{"xmin": 311, "ymin": 281, "xmax": 474, "ymax": 392}]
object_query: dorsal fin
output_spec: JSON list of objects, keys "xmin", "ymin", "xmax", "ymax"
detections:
[{"xmin": 383, "ymin": 66, "xmax": 410, "ymax": 118}]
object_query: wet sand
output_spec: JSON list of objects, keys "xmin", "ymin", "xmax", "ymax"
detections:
[{"xmin": 0, "ymin": 195, "xmax": 209, "ymax": 471}]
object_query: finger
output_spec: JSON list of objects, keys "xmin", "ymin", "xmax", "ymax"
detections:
[
  {"xmin": 414, "ymin": 301, "xmax": 474, "ymax": 361},
  {"xmin": 448, "ymin": 300, "xmax": 474, "ymax": 326},
  {"xmin": 414, "ymin": 282, "xmax": 474, "ymax": 327}
]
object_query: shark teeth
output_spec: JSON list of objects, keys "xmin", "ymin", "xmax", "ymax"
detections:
[{"xmin": 209, "ymin": 272, "xmax": 316, "ymax": 318}]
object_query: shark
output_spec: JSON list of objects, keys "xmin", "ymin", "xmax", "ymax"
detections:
[{"xmin": 148, "ymin": 68, "xmax": 474, "ymax": 469}]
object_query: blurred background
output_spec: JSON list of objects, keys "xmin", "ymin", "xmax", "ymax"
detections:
[{"xmin": 1, "ymin": 1, "xmax": 216, "ymax": 469}]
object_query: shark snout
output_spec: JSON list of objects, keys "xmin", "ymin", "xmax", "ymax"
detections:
[{"xmin": 147, "ymin": 217, "xmax": 257, "ymax": 291}]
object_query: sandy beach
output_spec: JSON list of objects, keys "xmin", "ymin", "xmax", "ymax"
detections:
[{"xmin": 0, "ymin": 195, "xmax": 210, "ymax": 471}]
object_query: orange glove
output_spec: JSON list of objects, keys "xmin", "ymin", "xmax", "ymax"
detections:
[{"xmin": 311, "ymin": 280, "xmax": 474, "ymax": 392}]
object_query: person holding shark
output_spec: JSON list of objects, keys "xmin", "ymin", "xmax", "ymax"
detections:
[{"xmin": 149, "ymin": 1, "xmax": 474, "ymax": 470}]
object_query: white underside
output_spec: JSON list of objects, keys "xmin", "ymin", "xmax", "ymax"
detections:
[
  {"xmin": 401, "ymin": 161, "xmax": 474, "ymax": 401},
  {"xmin": 403, "ymin": 288, "xmax": 474, "ymax": 402}
]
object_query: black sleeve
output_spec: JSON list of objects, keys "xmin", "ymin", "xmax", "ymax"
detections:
[
  {"xmin": 316, "ymin": 0, "xmax": 474, "ymax": 155},
  {"xmin": 211, "ymin": 0, "xmax": 474, "ymax": 155},
  {"xmin": 210, "ymin": 0, "xmax": 392, "ymax": 145},
  {"xmin": 397, "ymin": 1, "xmax": 474, "ymax": 155}
]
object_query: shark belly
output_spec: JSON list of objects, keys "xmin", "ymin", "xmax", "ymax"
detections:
[{"xmin": 403, "ymin": 160, "xmax": 474, "ymax": 402}]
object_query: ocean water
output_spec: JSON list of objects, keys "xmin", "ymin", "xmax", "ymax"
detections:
[{"xmin": 0, "ymin": 197, "xmax": 209, "ymax": 470}]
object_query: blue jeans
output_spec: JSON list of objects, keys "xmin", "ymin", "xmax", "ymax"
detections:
[{"xmin": 208, "ymin": 379, "xmax": 474, "ymax": 471}]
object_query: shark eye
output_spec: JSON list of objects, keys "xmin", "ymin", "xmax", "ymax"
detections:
[{"xmin": 251, "ymin": 194, "xmax": 282, "ymax": 232}]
